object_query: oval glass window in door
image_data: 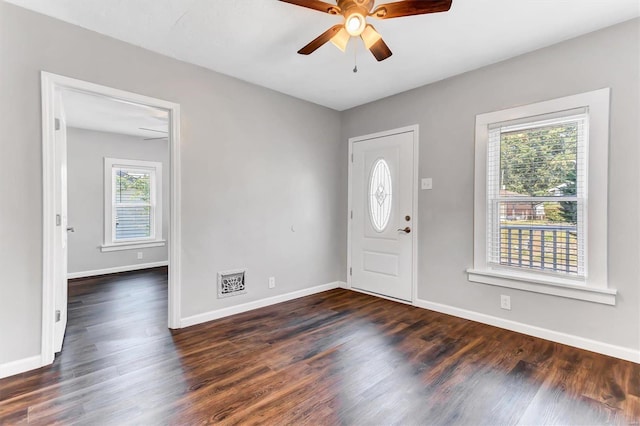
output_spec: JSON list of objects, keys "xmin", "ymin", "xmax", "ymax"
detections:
[{"xmin": 369, "ymin": 159, "xmax": 392, "ymax": 232}]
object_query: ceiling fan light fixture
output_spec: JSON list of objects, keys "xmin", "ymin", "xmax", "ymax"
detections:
[
  {"xmin": 345, "ymin": 11, "xmax": 366, "ymax": 36},
  {"xmin": 360, "ymin": 25, "xmax": 382, "ymax": 49},
  {"xmin": 282, "ymin": 0, "xmax": 454, "ymax": 61},
  {"xmin": 330, "ymin": 28, "xmax": 350, "ymax": 52}
]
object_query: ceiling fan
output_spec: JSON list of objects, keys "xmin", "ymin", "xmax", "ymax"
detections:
[
  {"xmin": 140, "ymin": 127, "xmax": 168, "ymax": 141},
  {"xmin": 280, "ymin": 0, "xmax": 453, "ymax": 62}
]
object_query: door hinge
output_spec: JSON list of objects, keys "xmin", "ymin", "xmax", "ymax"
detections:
[
  {"xmin": 350, "ymin": 210, "xmax": 353, "ymax": 219},
  {"xmin": 351, "ymin": 153, "xmax": 354, "ymax": 163},
  {"xmin": 56, "ymin": 214, "xmax": 61, "ymax": 226},
  {"xmin": 55, "ymin": 310, "xmax": 61, "ymax": 322},
  {"xmin": 349, "ymin": 267, "xmax": 352, "ymax": 276},
  {"xmin": 55, "ymin": 118, "xmax": 61, "ymax": 131}
]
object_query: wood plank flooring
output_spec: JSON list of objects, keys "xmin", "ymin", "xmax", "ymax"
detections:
[{"xmin": 1, "ymin": 267, "xmax": 639, "ymax": 425}]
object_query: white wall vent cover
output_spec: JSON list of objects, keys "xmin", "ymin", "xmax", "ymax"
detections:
[{"xmin": 217, "ymin": 269, "xmax": 247, "ymax": 298}]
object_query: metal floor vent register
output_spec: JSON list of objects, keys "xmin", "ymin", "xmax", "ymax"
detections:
[{"xmin": 217, "ymin": 269, "xmax": 247, "ymax": 298}]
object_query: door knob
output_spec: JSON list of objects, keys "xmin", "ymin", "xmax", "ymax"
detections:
[
  {"xmin": 66, "ymin": 227, "xmax": 75, "ymax": 233},
  {"xmin": 397, "ymin": 226, "xmax": 411, "ymax": 234}
]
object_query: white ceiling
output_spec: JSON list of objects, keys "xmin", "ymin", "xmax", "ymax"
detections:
[
  {"xmin": 62, "ymin": 89, "xmax": 169, "ymax": 139},
  {"xmin": 6, "ymin": 0, "xmax": 640, "ymax": 110}
]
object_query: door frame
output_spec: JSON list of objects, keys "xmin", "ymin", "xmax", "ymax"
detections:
[
  {"xmin": 40, "ymin": 72, "xmax": 182, "ymax": 367},
  {"xmin": 346, "ymin": 125, "xmax": 419, "ymax": 304}
]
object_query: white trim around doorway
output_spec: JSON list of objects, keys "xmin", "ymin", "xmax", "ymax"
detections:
[{"xmin": 40, "ymin": 72, "xmax": 182, "ymax": 369}]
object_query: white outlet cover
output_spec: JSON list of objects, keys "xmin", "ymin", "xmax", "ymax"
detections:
[{"xmin": 500, "ymin": 295, "xmax": 511, "ymax": 310}]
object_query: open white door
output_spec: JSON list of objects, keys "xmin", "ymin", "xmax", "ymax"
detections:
[
  {"xmin": 53, "ymin": 90, "xmax": 68, "ymax": 352},
  {"xmin": 349, "ymin": 128, "xmax": 417, "ymax": 302}
]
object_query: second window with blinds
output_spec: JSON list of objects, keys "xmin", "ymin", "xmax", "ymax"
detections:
[
  {"xmin": 468, "ymin": 89, "xmax": 615, "ymax": 305},
  {"xmin": 102, "ymin": 158, "xmax": 165, "ymax": 252},
  {"xmin": 487, "ymin": 111, "xmax": 586, "ymax": 277}
]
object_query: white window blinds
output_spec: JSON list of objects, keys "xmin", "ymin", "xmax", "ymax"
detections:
[
  {"xmin": 113, "ymin": 167, "xmax": 154, "ymax": 241},
  {"xmin": 486, "ymin": 109, "xmax": 587, "ymax": 277}
]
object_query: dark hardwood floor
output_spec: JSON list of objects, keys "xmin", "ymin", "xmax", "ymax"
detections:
[{"xmin": 1, "ymin": 267, "xmax": 639, "ymax": 425}]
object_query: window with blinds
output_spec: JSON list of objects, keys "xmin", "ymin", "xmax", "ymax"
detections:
[
  {"xmin": 486, "ymin": 109, "xmax": 587, "ymax": 277},
  {"xmin": 103, "ymin": 157, "xmax": 162, "ymax": 249},
  {"xmin": 113, "ymin": 168, "xmax": 153, "ymax": 241}
]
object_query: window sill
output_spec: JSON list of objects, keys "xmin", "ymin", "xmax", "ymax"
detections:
[
  {"xmin": 466, "ymin": 268, "xmax": 616, "ymax": 305},
  {"xmin": 101, "ymin": 240, "xmax": 166, "ymax": 252}
]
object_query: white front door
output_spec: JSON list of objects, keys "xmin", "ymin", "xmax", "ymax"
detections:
[
  {"xmin": 350, "ymin": 128, "xmax": 416, "ymax": 302},
  {"xmin": 53, "ymin": 90, "xmax": 68, "ymax": 352}
]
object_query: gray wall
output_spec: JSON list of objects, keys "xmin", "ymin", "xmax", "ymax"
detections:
[
  {"xmin": 0, "ymin": 2, "xmax": 342, "ymax": 364},
  {"xmin": 341, "ymin": 19, "xmax": 640, "ymax": 351},
  {"xmin": 66, "ymin": 128, "xmax": 169, "ymax": 274}
]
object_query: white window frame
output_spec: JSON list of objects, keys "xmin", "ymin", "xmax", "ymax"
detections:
[
  {"xmin": 468, "ymin": 88, "xmax": 616, "ymax": 305},
  {"xmin": 102, "ymin": 158, "xmax": 165, "ymax": 252}
]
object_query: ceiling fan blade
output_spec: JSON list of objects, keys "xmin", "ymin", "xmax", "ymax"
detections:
[
  {"xmin": 368, "ymin": 37, "xmax": 393, "ymax": 62},
  {"xmin": 139, "ymin": 127, "xmax": 168, "ymax": 134},
  {"xmin": 298, "ymin": 24, "xmax": 344, "ymax": 55},
  {"xmin": 279, "ymin": 0, "xmax": 340, "ymax": 15},
  {"xmin": 371, "ymin": 0, "xmax": 452, "ymax": 19}
]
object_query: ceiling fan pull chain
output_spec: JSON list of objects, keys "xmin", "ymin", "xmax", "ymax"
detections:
[{"xmin": 353, "ymin": 42, "xmax": 358, "ymax": 73}]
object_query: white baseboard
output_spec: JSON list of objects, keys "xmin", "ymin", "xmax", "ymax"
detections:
[
  {"xmin": 414, "ymin": 298, "xmax": 640, "ymax": 364},
  {"xmin": 180, "ymin": 281, "xmax": 342, "ymax": 328},
  {"xmin": 67, "ymin": 261, "xmax": 169, "ymax": 279},
  {"xmin": 0, "ymin": 355, "xmax": 42, "ymax": 379}
]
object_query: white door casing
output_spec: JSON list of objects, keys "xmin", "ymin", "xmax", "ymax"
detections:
[
  {"xmin": 41, "ymin": 72, "xmax": 182, "ymax": 369},
  {"xmin": 348, "ymin": 126, "xmax": 418, "ymax": 302},
  {"xmin": 53, "ymin": 90, "xmax": 68, "ymax": 352}
]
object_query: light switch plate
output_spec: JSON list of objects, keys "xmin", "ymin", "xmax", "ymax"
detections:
[{"xmin": 421, "ymin": 178, "xmax": 433, "ymax": 190}]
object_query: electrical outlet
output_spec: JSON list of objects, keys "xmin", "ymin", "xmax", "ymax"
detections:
[
  {"xmin": 137, "ymin": 252, "xmax": 143, "ymax": 260},
  {"xmin": 500, "ymin": 295, "xmax": 511, "ymax": 310},
  {"xmin": 268, "ymin": 277, "xmax": 276, "ymax": 289}
]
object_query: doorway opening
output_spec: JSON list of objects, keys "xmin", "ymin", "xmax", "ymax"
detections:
[{"xmin": 41, "ymin": 72, "xmax": 181, "ymax": 367}]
